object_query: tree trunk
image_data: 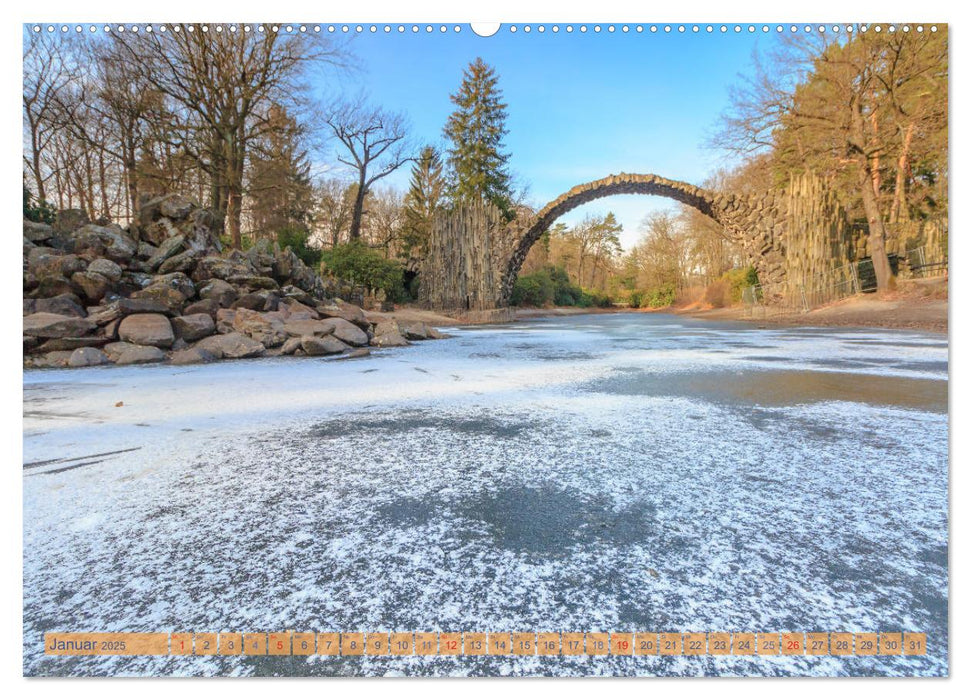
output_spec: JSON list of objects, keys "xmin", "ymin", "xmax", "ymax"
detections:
[
  {"xmin": 851, "ymin": 98, "xmax": 893, "ymax": 292},
  {"xmin": 858, "ymin": 160, "xmax": 893, "ymax": 292},
  {"xmin": 227, "ymin": 188, "xmax": 243, "ymax": 249},
  {"xmin": 889, "ymin": 122, "xmax": 915, "ymax": 224},
  {"xmin": 350, "ymin": 175, "xmax": 366, "ymax": 240}
]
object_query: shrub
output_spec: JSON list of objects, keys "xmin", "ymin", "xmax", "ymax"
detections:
[
  {"xmin": 277, "ymin": 226, "xmax": 321, "ymax": 268},
  {"xmin": 511, "ymin": 271, "xmax": 556, "ymax": 306},
  {"xmin": 705, "ymin": 267, "xmax": 759, "ymax": 307},
  {"xmin": 510, "ymin": 265, "xmax": 614, "ymax": 308},
  {"xmin": 321, "ymin": 241, "xmax": 406, "ymax": 302},
  {"xmin": 23, "ymin": 185, "xmax": 55, "ymax": 224},
  {"xmin": 627, "ymin": 284, "xmax": 675, "ymax": 309}
]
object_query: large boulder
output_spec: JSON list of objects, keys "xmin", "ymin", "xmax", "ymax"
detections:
[
  {"xmin": 29, "ymin": 252, "xmax": 85, "ymax": 279},
  {"xmin": 85, "ymin": 298, "xmax": 173, "ymax": 326},
  {"xmin": 320, "ymin": 317, "xmax": 369, "ymax": 347},
  {"xmin": 35, "ymin": 336, "xmax": 107, "ymax": 353},
  {"xmin": 70, "ymin": 271, "xmax": 111, "ymax": 304},
  {"xmin": 24, "ymin": 220, "xmax": 54, "ymax": 244},
  {"xmin": 118, "ymin": 313, "xmax": 174, "ymax": 348},
  {"xmin": 68, "ymin": 347, "xmax": 110, "ymax": 367},
  {"xmin": 138, "ymin": 193, "xmax": 196, "ymax": 228},
  {"xmin": 318, "ymin": 299, "xmax": 369, "ymax": 329},
  {"xmin": 283, "ymin": 319, "xmax": 331, "ymax": 338},
  {"xmin": 301, "ymin": 335, "xmax": 350, "ymax": 356},
  {"xmin": 279, "ymin": 298, "xmax": 319, "ymax": 320},
  {"xmin": 198, "ymin": 279, "xmax": 238, "ymax": 308},
  {"xmin": 23, "ymin": 312, "xmax": 96, "ymax": 339},
  {"xmin": 29, "ymin": 294, "xmax": 86, "ymax": 318},
  {"xmin": 87, "ymin": 258, "xmax": 123, "ymax": 282},
  {"xmin": 170, "ymin": 347, "xmax": 218, "ymax": 365},
  {"xmin": 115, "ymin": 345, "xmax": 166, "ymax": 365},
  {"xmin": 191, "ymin": 254, "xmax": 254, "ymax": 284},
  {"xmin": 171, "ymin": 313, "xmax": 215, "ymax": 342},
  {"xmin": 28, "ymin": 276, "xmax": 77, "ymax": 299},
  {"xmin": 370, "ymin": 319, "xmax": 409, "ymax": 348},
  {"xmin": 72, "ymin": 224, "xmax": 137, "ymax": 262},
  {"xmin": 159, "ymin": 193, "xmax": 195, "ymax": 221},
  {"xmin": 129, "ymin": 285, "xmax": 187, "ymax": 314},
  {"xmin": 232, "ymin": 308, "xmax": 288, "ymax": 348},
  {"xmin": 182, "ymin": 298, "xmax": 220, "ymax": 319},
  {"xmin": 28, "ymin": 350, "xmax": 73, "ymax": 368},
  {"xmin": 146, "ymin": 234, "xmax": 186, "ymax": 271},
  {"xmin": 157, "ymin": 250, "xmax": 202, "ymax": 275},
  {"xmin": 195, "ymin": 332, "xmax": 265, "ymax": 359}
]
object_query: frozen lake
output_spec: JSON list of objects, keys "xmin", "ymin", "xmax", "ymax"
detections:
[{"xmin": 22, "ymin": 313, "xmax": 949, "ymax": 676}]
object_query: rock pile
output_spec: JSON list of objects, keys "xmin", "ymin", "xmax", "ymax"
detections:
[{"xmin": 24, "ymin": 195, "xmax": 446, "ymax": 369}]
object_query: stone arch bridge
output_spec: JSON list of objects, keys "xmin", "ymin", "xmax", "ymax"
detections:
[
  {"xmin": 498, "ymin": 173, "xmax": 787, "ymax": 306},
  {"xmin": 420, "ymin": 172, "xmax": 792, "ymax": 311}
]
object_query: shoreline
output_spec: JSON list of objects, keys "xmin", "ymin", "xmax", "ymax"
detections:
[{"xmin": 503, "ymin": 300, "xmax": 947, "ymax": 334}]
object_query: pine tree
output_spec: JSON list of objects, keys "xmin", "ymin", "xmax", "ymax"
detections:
[
  {"xmin": 443, "ymin": 57, "xmax": 513, "ymax": 216},
  {"xmin": 248, "ymin": 105, "xmax": 314, "ymax": 239},
  {"xmin": 402, "ymin": 145, "xmax": 445, "ymax": 258}
]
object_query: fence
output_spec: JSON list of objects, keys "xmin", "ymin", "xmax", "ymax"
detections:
[{"xmin": 743, "ymin": 247, "xmax": 948, "ymax": 318}]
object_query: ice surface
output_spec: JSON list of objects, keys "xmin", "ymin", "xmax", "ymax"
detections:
[{"xmin": 23, "ymin": 314, "xmax": 948, "ymax": 676}]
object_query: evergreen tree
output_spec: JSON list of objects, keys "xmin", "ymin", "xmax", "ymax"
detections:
[
  {"xmin": 248, "ymin": 105, "xmax": 314, "ymax": 239},
  {"xmin": 443, "ymin": 57, "xmax": 513, "ymax": 216},
  {"xmin": 402, "ymin": 145, "xmax": 445, "ymax": 258}
]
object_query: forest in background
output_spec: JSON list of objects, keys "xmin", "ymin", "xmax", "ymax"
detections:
[{"xmin": 23, "ymin": 25, "xmax": 947, "ymax": 308}]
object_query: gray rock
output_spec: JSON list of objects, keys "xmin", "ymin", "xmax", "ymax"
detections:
[
  {"xmin": 115, "ymin": 345, "xmax": 166, "ymax": 365},
  {"xmin": 147, "ymin": 234, "xmax": 186, "ymax": 271},
  {"xmin": 87, "ymin": 258, "xmax": 123, "ymax": 282},
  {"xmin": 172, "ymin": 313, "xmax": 215, "ymax": 342},
  {"xmin": 400, "ymin": 321, "xmax": 431, "ymax": 340},
  {"xmin": 198, "ymin": 279, "xmax": 238, "ymax": 308},
  {"xmin": 28, "ymin": 350, "xmax": 73, "ymax": 368},
  {"xmin": 370, "ymin": 319, "xmax": 409, "ymax": 347},
  {"xmin": 129, "ymin": 284, "xmax": 188, "ymax": 314},
  {"xmin": 157, "ymin": 250, "xmax": 200, "ymax": 275},
  {"xmin": 318, "ymin": 299, "xmax": 369, "ymax": 329},
  {"xmin": 137, "ymin": 241, "xmax": 158, "ymax": 260},
  {"xmin": 24, "ymin": 220, "xmax": 54, "ymax": 243},
  {"xmin": 228, "ymin": 275, "xmax": 279, "ymax": 291},
  {"xmin": 28, "ymin": 275, "xmax": 77, "ymax": 299},
  {"xmin": 280, "ymin": 337, "xmax": 303, "ymax": 355},
  {"xmin": 23, "ymin": 312, "xmax": 96, "ymax": 339},
  {"xmin": 283, "ymin": 319, "xmax": 331, "ymax": 338},
  {"xmin": 36, "ymin": 336, "xmax": 108, "ymax": 353},
  {"xmin": 183, "ymin": 298, "xmax": 220, "ymax": 319},
  {"xmin": 118, "ymin": 313, "xmax": 174, "ymax": 348},
  {"xmin": 170, "ymin": 347, "xmax": 218, "ymax": 365},
  {"xmin": 301, "ymin": 335, "xmax": 350, "ymax": 356},
  {"xmin": 73, "ymin": 224, "xmax": 137, "ymax": 262},
  {"xmin": 195, "ymin": 332, "xmax": 265, "ymax": 359},
  {"xmin": 70, "ymin": 271, "xmax": 111, "ymax": 304},
  {"xmin": 31, "ymin": 294, "xmax": 86, "ymax": 318},
  {"xmin": 215, "ymin": 308, "xmax": 236, "ymax": 334},
  {"xmin": 321, "ymin": 317, "xmax": 369, "ymax": 346},
  {"xmin": 68, "ymin": 347, "xmax": 110, "ymax": 367},
  {"xmin": 232, "ymin": 308, "xmax": 287, "ymax": 348},
  {"xmin": 30, "ymin": 252, "xmax": 85, "ymax": 279},
  {"xmin": 159, "ymin": 193, "xmax": 196, "ymax": 220}
]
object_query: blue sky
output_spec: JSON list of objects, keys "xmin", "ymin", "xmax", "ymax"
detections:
[{"xmin": 314, "ymin": 25, "xmax": 771, "ymax": 249}]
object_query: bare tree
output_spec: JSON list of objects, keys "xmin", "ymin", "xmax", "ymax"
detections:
[
  {"xmin": 111, "ymin": 24, "xmax": 340, "ymax": 247},
  {"xmin": 23, "ymin": 30, "xmax": 74, "ymax": 204},
  {"xmin": 324, "ymin": 99, "xmax": 412, "ymax": 240}
]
